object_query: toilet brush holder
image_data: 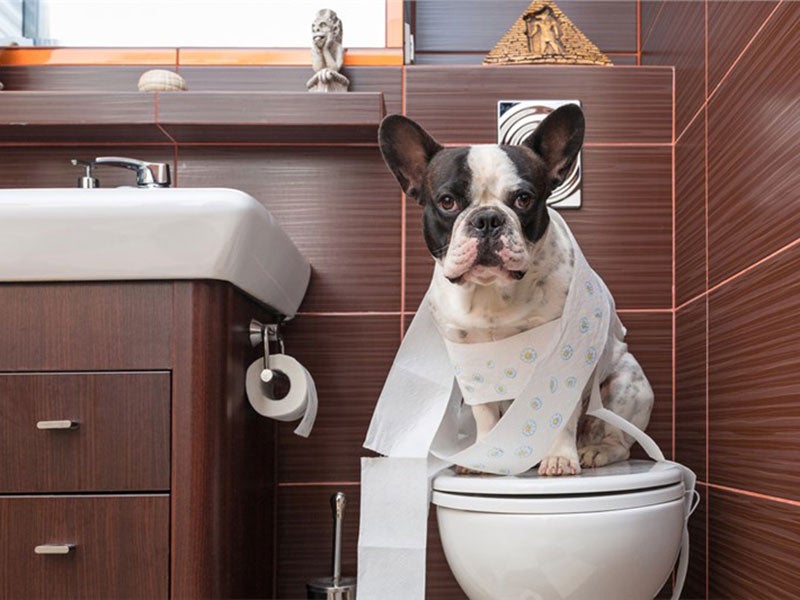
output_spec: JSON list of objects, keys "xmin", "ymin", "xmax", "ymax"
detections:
[{"xmin": 306, "ymin": 492, "xmax": 357, "ymax": 600}]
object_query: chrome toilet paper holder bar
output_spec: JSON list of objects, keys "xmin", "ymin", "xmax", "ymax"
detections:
[{"xmin": 249, "ymin": 319, "xmax": 284, "ymax": 372}]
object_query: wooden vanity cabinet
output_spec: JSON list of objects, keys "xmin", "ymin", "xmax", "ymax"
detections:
[{"xmin": 0, "ymin": 281, "xmax": 277, "ymax": 599}]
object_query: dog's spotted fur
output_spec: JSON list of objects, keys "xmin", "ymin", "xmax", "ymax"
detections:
[{"xmin": 379, "ymin": 106, "xmax": 654, "ymax": 475}]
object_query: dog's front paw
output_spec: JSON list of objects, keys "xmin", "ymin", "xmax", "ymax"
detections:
[
  {"xmin": 538, "ymin": 454, "xmax": 581, "ymax": 476},
  {"xmin": 454, "ymin": 465, "xmax": 482, "ymax": 475},
  {"xmin": 578, "ymin": 443, "xmax": 629, "ymax": 469}
]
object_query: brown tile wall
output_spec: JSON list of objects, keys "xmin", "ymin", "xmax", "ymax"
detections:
[{"xmin": 657, "ymin": 1, "xmax": 800, "ymax": 598}]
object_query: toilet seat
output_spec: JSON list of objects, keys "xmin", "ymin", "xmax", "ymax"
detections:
[{"xmin": 432, "ymin": 460, "xmax": 684, "ymax": 514}]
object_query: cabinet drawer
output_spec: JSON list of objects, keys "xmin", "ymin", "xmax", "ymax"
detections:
[
  {"xmin": 0, "ymin": 373, "xmax": 170, "ymax": 492},
  {"xmin": 0, "ymin": 495, "xmax": 168, "ymax": 599}
]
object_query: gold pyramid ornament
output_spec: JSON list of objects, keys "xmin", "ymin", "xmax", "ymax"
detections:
[{"xmin": 483, "ymin": 0, "xmax": 612, "ymax": 66}]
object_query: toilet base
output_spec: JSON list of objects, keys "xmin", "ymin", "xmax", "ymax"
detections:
[{"xmin": 436, "ymin": 498, "xmax": 684, "ymax": 600}]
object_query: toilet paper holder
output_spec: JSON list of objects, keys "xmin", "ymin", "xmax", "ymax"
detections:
[{"xmin": 249, "ymin": 319, "xmax": 284, "ymax": 381}]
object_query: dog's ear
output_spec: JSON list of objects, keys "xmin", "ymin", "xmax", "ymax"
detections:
[
  {"xmin": 524, "ymin": 104, "xmax": 585, "ymax": 189},
  {"xmin": 379, "ymin": 115, "xmax": 443, "ymax": 202}
]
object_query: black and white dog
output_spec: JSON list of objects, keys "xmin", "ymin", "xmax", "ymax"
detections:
[{"xmin": 378, "ymin": 105, "xmax": 653, "ymax": 476}]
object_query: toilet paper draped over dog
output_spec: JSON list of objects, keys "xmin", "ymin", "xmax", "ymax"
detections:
[{"xmin": 364, "ymin": 209, "xmax": 618, "ymax": 474}]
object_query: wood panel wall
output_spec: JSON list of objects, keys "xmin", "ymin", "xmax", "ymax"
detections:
[{"xmin": 648, "ymin": 2, "xmax": 800, "ymax": 598}]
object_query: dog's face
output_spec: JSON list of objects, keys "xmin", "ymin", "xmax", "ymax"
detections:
[{"xmin": 379, "ymin": 105, "xmax": 584, "ymax": 286}]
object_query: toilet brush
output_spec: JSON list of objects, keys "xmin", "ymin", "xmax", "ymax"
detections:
[{"xmin": 306, "ymin": 492, "xmax": 357, "ymax": 599}]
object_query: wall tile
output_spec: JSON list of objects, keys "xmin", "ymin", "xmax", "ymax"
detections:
[
  {"xmin": 709, "ymin": 488, "xmax": 800, "ymax": 599},
  {"xmin": 0, "ymin": 92, "xmax": 165, "ymax": 143},
  {"xmin": 640, "ymin": 1, "xmax": 664, "ymax": 46},
  {"xmin": 276, "ymin": 485, "xmax": 360, "ymax": 598},
  {"xmin": 176, "ymin": 147, "xmax": 401, "ymax": 313},
  {"xmin": 622, "ymin": 312, "xmax": 673, "ymax": 460},
  {"xmin": 178, "ymin": 66, "xmax": 403, "ymax": 115},
  {"xmin": 405, "ymin": 65, "xmax": 673, "ymax": 144},
  {"xmin": 707, "ymin": 1, "xmax": 779, "ymax": 93},
  {"xmin": 0, "ymin": 146, "xmax": 174, "ymax": 188},
  {"xmin": 0, "ymin": 66, "xmax": 151, "ymax": 91},
  {"xmin": 707, "ymin": 3, "xmax": 800, "ymax": 286},
  {"xmin": 406, "ymin": 147, "xmax": 673, "ymax": 311},
  {"xmin": 413, "ymin": 0, "xmax": 636, "ymax": 54},
  {"xmin": 676, "ymin": 108, "xmax": 706, "ymax": 306},
  {"xmin": 277, "ymin": 316, "xmax": 398, "ymax": 483},
  {"xmin": 676, "ymin": 299, "xmax": 706, "ymax": 480},
  {"xmin": 641, "ymin": 0, "xmax": 705, "ymax": 139},
  {"xmin": 709, "ymin": 246, "xmax": 800, "ymax": 501}
]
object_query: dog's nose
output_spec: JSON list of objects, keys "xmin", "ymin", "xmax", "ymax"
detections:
[{"xmin": 469, "ymin": 208, "xmax": 506, "ymax": 238}]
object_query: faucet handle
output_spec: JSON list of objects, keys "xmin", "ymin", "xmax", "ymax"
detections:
[
  {"xmin": 91, "ymin": 156, "xmax": 171, "ymax": 188},
  {"xmin": 70, "ymin": 159, "xmax": 99, "ymax": 189}
]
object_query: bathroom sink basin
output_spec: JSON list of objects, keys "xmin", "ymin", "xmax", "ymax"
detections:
[{"xmin": 0, "ymin": 187, "xmax": 310, "ymax": 317}]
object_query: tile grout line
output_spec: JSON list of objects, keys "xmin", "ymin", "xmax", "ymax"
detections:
[
  {"xmin": 636, "ymin": 0, "xmax": 642, "ymax": 66},
  {"xmin": 671, "ymin": 57, "xmax": 677, "ymax": 463},
  {"xmin": 641, "ymin": 0, "xmax": 668, "ymax": 50},
  {"xmin": 705, "ymin": 0, "xmax": 783, "ymax": 104},
  {"xmin": 674, "ymin": 236, "xmax": 800, "ymax": 312},
  {"xmin": 675, "ymin": 0, "xmax": 784, "ymax": 145},
  {"xmin": 702, "ymin": 481, "xmax": 800, "ymax": 509}
]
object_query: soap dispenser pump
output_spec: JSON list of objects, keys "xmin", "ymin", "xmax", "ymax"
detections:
[{"xmin": 71, "ymin": 159, "xmax": 99, "ymax": 188}]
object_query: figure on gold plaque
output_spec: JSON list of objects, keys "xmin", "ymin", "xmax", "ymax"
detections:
[
  {"xmin": 306, "ymin": 8, "xmax": 350, "ymax": 93},
  {"xmin": 524, "ymin": 6, "xmax": 566, "ymax": 55}
]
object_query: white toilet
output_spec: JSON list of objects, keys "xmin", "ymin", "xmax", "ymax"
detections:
[{"xmin": 432, "ymin": 460, "xmax": 685, "ymax": 600}]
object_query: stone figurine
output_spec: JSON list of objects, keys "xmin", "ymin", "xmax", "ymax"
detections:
[{"xmin": 306, "ymin": 8, "xmax": 350, "ymax": 93}]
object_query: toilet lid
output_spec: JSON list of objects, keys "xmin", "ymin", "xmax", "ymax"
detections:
[{"xmin": 432, "ymin": 460, "xmax": 685, "ymax": 514}]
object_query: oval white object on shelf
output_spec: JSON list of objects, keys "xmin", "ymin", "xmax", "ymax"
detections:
[{"xmin": 137, "ymin": 69, "xmax": 187, "ymax": 92}]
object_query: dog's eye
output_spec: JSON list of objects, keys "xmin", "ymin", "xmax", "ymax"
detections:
[
  {"xmin": 437, "ymin": 195, "xmax": 459, "ymax": 213},
  {"xmin": 513, "ymin": 192, "xmax": 533, "ymax": 210}
]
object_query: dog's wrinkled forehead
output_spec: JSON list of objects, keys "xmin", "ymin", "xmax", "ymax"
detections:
[{"xmin": 425, "ymin": 144, "xmax": 548, "ymax": 205}]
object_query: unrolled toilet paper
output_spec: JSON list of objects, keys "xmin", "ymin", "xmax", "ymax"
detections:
[{"xmin": 246, "ymin": 353, "xmax": 318, "ymax": 437}]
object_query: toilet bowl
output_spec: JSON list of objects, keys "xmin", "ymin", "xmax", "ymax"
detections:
[{"xmin": 432, "ymin": 460, "xmax": 685, "ymax": 600}]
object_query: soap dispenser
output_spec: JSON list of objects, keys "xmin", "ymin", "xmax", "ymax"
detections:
[{"xmin": 70, "ymin": 159, "xmax": 99, "ymax": 188}]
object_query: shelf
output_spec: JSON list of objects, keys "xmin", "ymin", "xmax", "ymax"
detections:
[{"xmin": 0, "ymin": 91, "xmax": 386, "ymax": 144}]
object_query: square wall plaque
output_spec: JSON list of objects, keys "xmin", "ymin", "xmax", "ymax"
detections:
[{"xmin": 498, "ymin": 99, "xmax": 582, "ymax": 208}]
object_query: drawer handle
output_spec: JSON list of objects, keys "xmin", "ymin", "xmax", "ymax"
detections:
[
  {"xmin": 34, "ymin": 544, "xmax": 74, "ymax": 555},
  {"xmin": 36, "ymin": 420, "xmax": 79, "ymax": 430}
]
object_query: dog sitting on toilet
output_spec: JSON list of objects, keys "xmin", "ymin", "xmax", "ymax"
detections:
[{"xmin": 378, "ymin": 105, "xmax": 654, "ymax": 475}]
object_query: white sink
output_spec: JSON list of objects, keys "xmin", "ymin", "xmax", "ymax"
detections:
[{"xmin": 0, "ymin": 187, "xmax": 310, "ymax": 317}]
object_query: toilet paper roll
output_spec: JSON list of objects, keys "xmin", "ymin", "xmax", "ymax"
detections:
[{"xmin": 246, "ymin": 353, "xmax": 318, "ymax": 437}]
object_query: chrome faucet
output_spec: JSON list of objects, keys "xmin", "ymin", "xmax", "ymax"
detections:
[{"xmin": 71, "ymin": 156, "xmax": 171, "ymax": 188}]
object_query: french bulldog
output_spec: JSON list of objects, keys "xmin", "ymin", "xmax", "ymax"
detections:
[{"xmin": 378, "ymin": 104, "xmax": 654, "ymax": 476}]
